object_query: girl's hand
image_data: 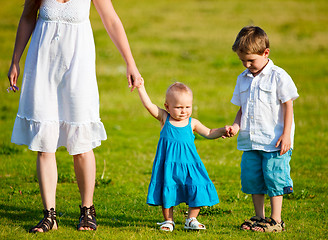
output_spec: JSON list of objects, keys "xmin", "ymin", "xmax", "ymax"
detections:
[{"xmin": 8, "ymin": 62, "xmax": 20, "ymax": 92}]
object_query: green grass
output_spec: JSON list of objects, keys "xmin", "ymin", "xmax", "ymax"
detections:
[{"xmin": 1, "ymin": 0, "xmax": 328, "ymax": 239}]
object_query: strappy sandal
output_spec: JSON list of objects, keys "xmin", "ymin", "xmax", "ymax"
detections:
[
  {"xmin": 184, "ymin": 217, "xmax": 206, "ymax": 230},
  {"xmin": 157, "ymin": 220, "xmax": 175, "ymax": 232},
  {"xmin": 29, "ymin": 208, "xmax": 57, "ymax": 233},
  {"xmin": 240, "ymin": 216, "xmax": 264, "ymax": 230},
  {"xmin": 77, "ymin": 205, "xmax": 97, "ymax": 231},
  {"xmin": 252, "ymin": 217, "xmax": 285, "ymax": 232}
]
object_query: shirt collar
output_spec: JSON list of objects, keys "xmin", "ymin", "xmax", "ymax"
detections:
[{"xmin": 243, "ymin": 59, "xmax": 274, "ymax": 77}]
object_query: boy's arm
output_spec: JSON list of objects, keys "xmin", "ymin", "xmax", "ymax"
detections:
[
  {"xmin": 228, "ymin": 107, "xmax": 242, "ymax": 136},
  {"xmin": 192, "ymin": 119, "xmax": 229, "ymax": 139},
  {"xmin": 137, "ymin": 79, "xmax": 166, "ymax": 123},
  {"xmin": 275, "ymin": 100, "xmax": 293, "ymax": 155}
]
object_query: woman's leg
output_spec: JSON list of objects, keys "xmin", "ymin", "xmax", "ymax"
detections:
[
  {"xmin": 73, "ymin": 150, "xmax": 96, "ymax": 230},
  {"xmin": 33, "ymin": 152, "xmax": 58, "ymax": 232},
  {"xmin": 73, "ymin": 150, "xmax": 96, "ymax": 207}
]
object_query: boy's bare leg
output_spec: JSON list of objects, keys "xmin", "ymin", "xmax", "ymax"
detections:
[
  {"xmin": 35, "ymin": 152, "xmax": 58, "ymax": 232},
  {"xmin": 252, "ymin": 195, "xmax": 283, "ymax": 231},
  {"xmin": 73, "ymin": 150, "xmax": 96, "ymax": 231},
  {"xmin": 241, "ymin": 194, "xmax": 265, "ymax": 230},
  {"xmin": 270, "ymin": 195, "xmax": 283, "ymax": 223},
  {"xmin": 252, "ymin": 194, "xmax": 265, "ymax": 219}
]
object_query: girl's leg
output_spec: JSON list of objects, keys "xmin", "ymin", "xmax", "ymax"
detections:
[
  {"xmin": 73, "ymin": 150, "xmax": 96, "ymax": 230},
  {"xmin": 34, "ymin": 152, "xmax": 58, "ymax": 232},
  {"xmin": 187, "ymin": 207, "xmax": 200, "ymax": 219},
  {"xmin": 185, "ymin": 207, "xmax": 205, "ymax": 229},
  {"xmin": 162, "ymin": 206, "xmax": 174, "ymax": 221}
]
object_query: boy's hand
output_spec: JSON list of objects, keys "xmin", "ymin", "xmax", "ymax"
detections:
[
  {"xmin": 275, "ymin": 134, "xmax": 291, "ymax": 155},
  {"xmin": 222, "ymin": 126, "xmax": 231, "ymax": 138}
]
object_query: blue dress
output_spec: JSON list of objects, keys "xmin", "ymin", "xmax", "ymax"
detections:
[{"xmin": 147, "ymin": 115, "xmax": 219, "ymax": 208}]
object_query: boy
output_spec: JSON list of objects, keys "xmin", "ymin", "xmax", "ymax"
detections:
[{"xmin": 228, "ymin": 26, "xmax": 299, "ymax": 232}]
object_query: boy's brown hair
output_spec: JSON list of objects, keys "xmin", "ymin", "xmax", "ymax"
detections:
[{"xmin": 232, "ymin": 26, "xmax": 270, "ymax": 54}]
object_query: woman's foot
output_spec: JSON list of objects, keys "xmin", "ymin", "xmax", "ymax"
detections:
[
  {"xmin": 77, "ymin": 205, "xmax": 97, "ymax": 231},
  {"xmin": 29, "ymin": 208, "xmax": 58, "ymax": 233}
]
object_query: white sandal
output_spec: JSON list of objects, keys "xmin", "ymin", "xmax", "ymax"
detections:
[
  {"xmin": 184, "ymin": 217, "xmax": 206, "ymax": 230},
  {"xmin": 157, "ymin": 220, "xmax": 175, "ymax": 232}
]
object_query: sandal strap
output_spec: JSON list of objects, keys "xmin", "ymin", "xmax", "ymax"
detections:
[
  {"xmin": 157, "ymin": 220, "xmax": 175, "ymax": 231},
  {"xmin": 253, "ymin": 217, "xmax": 285, "ymax": 232},
  {"xmin": 77, "ymin": 205, "xmax": 97, "ymax": 230},
  {"xmin": 185, "ymin": 217, "xmax": 206, "ymax": 229},
  {"xmin": 157, "ymin": 220, "xmax": 175, "ymax": 227},
  {"xmin": 29, "ymin": 208, "xmax": 57, "ymax": 233}
]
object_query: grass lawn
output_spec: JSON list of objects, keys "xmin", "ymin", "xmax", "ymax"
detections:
[{"xmin": 0, "ymin": 0, "xmax": 327, "ymax": 239}]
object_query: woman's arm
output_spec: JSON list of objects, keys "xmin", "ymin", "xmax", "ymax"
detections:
[
  {"xmin": 92, "ymin": 0, "xmax": 141, "ymax": 91},
  {"xmin": 8, "ymin": 0, "xmax": 38, "ymax": 91}
]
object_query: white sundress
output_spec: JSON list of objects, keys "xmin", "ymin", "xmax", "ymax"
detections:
[{"xmin": 11, "ymin": 0, "xmax": 107, "ymax": 155}]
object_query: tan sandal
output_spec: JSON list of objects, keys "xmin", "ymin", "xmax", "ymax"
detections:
[
  {"xmin": 252, "ymin": 217, "xmax": 285, "ymax": 232},
  {"xmin": 240, "ymin": 216, "xmax": 263, "ymax": 230}
]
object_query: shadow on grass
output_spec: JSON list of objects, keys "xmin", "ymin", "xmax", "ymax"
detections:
[{"xmin": 0, "ymin": 202, "xmax": 156, "ymax": 232}]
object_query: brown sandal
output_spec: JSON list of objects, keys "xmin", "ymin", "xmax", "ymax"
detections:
[
  {"xmin": 29, "ymin": 208, "xmax": 57, "ymax": 233},
  {"xmin": 77, "ymin": 205, "xmax": 97, "ymax": 230}
]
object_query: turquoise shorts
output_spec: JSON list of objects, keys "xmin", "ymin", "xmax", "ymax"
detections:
[{"xmin": 240, "ymin": 150, "xmax": 293, "ymax": 197}]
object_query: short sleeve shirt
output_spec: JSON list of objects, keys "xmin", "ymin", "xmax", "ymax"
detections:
[{"xmin": 231, "ymin": 59, "xmax": 299, "ymax": 152}]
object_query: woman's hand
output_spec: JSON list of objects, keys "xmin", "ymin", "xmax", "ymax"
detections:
[
  {"xmin": 127, "ymin": 64, "xmax": 142, "ymax": 92},
  {"xmin": 8, "ymin": 62, "xmax": 20, "ymax": 92}
]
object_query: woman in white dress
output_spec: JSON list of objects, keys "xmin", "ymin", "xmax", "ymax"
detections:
[{"xmin": 8, "ymin": 0, "xmax": 142, "ymax": 232}]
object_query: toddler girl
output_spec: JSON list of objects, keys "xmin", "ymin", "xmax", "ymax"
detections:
[{"xmin": 136, "ymin": 80, "xmax": 229, "ymax": 231}]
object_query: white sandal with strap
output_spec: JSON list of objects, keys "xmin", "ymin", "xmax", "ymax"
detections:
[
  {"xmin": 157, "ymin": 220, "xmax": 175, "ymax": 232},
  {"xmin": 184, "ymin": 217, "xmax": 206, "ymax": 230}
]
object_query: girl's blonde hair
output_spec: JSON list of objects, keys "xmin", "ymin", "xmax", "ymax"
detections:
[
  {"xmin": 232, "ymin": 26, "xmax": 270, "ymax": 54},
  {"xmin": 165, "ymin": 82, "xmax": 192, "ymax": 102}
]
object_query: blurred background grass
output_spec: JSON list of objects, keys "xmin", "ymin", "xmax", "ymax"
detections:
[{"xmin": 0, "ymin": 0, "xmax": 327, "ymax": 239}]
